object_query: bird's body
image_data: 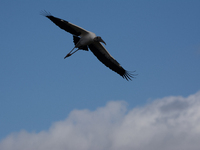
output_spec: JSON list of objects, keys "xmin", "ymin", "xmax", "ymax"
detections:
[
  {"xmin": 76, "ymin": 31, "xmax": 96, "ymax": 47},
  {"xmin": 41, "ymin": 11, "xmax": 135, "ymax": 80}
]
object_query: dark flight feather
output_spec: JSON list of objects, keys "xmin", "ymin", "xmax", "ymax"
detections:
[
  {"xmin": 89, "ymin": 42, "xmax": 134, "ymax": 80},
  {"xmin": 41, "ymin": 11, "xmax": 81, "ymax": 36},
  {"xmin": 45, "ymin": 16, "xmax": 81, "ymax": 36}
]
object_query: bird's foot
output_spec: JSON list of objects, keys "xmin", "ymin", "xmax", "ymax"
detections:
[{"xmin": 64, "ymin": 53, "xmax": 72, "ymax": 59}]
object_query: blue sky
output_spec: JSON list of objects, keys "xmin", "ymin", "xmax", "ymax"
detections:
[{"xmin": 0, "ymin": 1, "xmax": 200, "ymax": 149}]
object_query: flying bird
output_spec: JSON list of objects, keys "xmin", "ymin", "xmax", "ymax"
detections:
[{"xmin": 41, "ymin": 11, "xmax": 136, "ymax": 80}]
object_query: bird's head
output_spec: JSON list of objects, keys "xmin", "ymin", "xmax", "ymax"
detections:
[{"xmin": 94, "ymin": 36, "xmax": 106, "ymax": 45}]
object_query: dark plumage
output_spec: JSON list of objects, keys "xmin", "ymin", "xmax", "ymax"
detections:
[
  {"xmin": 88, "ymin": 43, "xmax": 134, "ymax": 80},
  {"xmin": 46, "ymin": 15, "xmax": 81, "ymax": 36}
]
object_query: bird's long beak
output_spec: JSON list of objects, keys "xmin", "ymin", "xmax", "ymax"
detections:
[{"xmin": 100, "ymin": 39, "xmax": 106, "ymax": 45}]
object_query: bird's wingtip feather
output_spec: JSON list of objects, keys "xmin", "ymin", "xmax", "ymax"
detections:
[
  {"xmin": 123, "ymin": 70, "xmax": 137, "ymax": 81},
  {"xmin": 40, "ymin": 10, "xmax": 52, "ymax": 17}
]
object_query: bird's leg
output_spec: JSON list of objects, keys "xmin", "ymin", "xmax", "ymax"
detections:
[{"xmin": 64, "ymin": 47, "xmax": 80, "ymax": 59}]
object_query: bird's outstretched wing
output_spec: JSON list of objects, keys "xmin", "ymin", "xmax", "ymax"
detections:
[
  {"xmin": 41, "ymin": 11, "xmax": 88, "ymax": 36},
  {"xmin": 88, "ymin": 42, "xmax": 134, "ymax": 80}
]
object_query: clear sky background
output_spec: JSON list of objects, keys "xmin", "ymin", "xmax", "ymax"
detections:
[{"xmin": 0, "ymin": 1, "xmax": 200, "ymax": 150}]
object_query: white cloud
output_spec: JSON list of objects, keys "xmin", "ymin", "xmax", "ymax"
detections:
[{"xmin": 1, "ymin": 91, "xmax": 200, "ymax": 150}]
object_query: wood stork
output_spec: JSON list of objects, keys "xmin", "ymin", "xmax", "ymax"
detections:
[{"xmin": 41, "ymin": 11, "xmax": 136, "ymax": 80}]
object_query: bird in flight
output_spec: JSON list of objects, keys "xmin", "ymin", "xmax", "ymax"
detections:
[{"xmin": 41, "ymin": 11, "xmax": 136, "ymax": 80}]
